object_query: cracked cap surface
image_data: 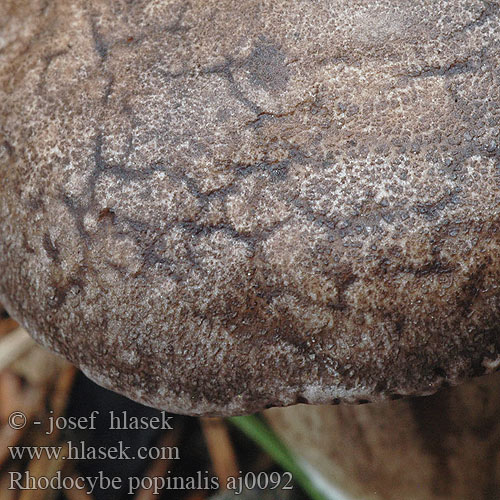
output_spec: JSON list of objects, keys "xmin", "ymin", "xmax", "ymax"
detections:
[{"xmin": 1, "ymin": 0, "xmax": 500, "ymax": 416}]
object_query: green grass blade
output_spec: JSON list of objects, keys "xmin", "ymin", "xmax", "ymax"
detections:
[{"xmin": 228, "ymin": 415, "xmax": 329, "ymax": 500}]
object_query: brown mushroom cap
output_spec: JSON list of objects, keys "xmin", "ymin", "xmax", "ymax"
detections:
[{"xmin": 1, "ymin": 0, "xmax": 499, "ymax": 416}]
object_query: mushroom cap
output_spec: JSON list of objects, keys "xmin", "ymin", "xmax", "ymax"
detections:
[{"xmin": 1, "ymin": 0, "xmax": 499, "ymax": 416}]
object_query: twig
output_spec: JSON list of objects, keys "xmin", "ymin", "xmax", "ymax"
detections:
[
  {"xmin": 19, "ymin": 442, "xmax": 69, "ymax": 500},
  {"xmin": 134, "ymin": 425, "xmax": 181, "ymax": 500},
  {"xmin": 0, "ymin": 328, "xmax": 35, "ymax": 372},
  {"xmin": 200, "ymin": 417, "xmax": 239, "ymax": 489},
  {"xmin": 0, "ymin": 424, "xmax": 25, "ymax": 469},
  {"xmin": 0, "ymin": 317, "xmax": 19, "ymax": 336},
  {"xmin": 0, "ymin": 371, "xmax": 22, "ymax": 423},
  {"xmin": 0, "ymin": 386, "xmax": 47, "ymax": 468}
]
